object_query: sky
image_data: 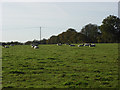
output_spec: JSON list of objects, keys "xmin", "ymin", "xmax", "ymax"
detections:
[{"xmin": 1, "ymin": 2, "xmax": 118, "ymax": 42}]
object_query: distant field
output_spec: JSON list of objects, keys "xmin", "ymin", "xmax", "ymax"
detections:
[{"xmin": 2, "ymin": 43, "xmax": 119, "ymax": 88}]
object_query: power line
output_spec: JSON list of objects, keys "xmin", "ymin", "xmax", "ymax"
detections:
[{"xmin": 40, "ymin": 27, "xmax": 41, "ymax": 41}]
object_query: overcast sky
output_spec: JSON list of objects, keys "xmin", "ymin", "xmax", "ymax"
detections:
[{"xmin": 2, "ymin": 2, "xmax": 118, "ymax": 42}]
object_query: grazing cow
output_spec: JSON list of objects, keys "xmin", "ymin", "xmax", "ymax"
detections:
[
  {"xmin": 84, "ymin": 43, "xmax": 90, "ymax": 46},
  {"xmin": 78, "ymin": 44, "xmax": 84, "ymax": 47},
  {"xmin": 31, "ymin": 44, "xmax": 35, "ymax": 48},
  {"xmin": 57, "ymin": 43, "xmax": 62, "ymax": 46},
  {"xmin": 89, "ymin": 44, "xmax": 96, "ymax": 47},
  {"xmin": 31, "ymin": 45, "xmax": 34, "ymax": 48},
  {"xmin": 34, "ymin": 46, "xmax": 39, "ymax": 49},
  {"xmin": 70, "ymin": 44, "xmax": 75, "ymax": 46},
  {"xmin": 65, "ymin": 43, "xmax": 70, "ymax": 45}
]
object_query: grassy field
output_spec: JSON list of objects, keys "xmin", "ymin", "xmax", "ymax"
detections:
[{"xmin": 2, "ymin": 43, "xmax": 119, "ymax": 88}]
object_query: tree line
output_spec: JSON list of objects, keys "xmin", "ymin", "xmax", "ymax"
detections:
[
  {"xmin": 0, "ymin": 15, "xmax": 120, "ymax": 45},
  {"xmin": 45, "ymin": 15, "xmax": 120, "ymax": 44}
]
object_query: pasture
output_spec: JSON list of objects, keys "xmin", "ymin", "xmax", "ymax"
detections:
[{"xmin": 2, "ymin": 43, "xmax": 119, "ymax": 88}]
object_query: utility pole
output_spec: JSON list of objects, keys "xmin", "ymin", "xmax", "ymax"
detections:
[{"xmin": 40, "ymin": 27, "xmax": 41, "ymax": 41}]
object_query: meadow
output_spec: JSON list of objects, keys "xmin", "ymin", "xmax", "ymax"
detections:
[{"xmin": 2, "ymin": 43, "xmax": 119, "ymax": 88}]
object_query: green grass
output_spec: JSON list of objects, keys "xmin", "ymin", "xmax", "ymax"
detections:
[{"xmin": 2, "ymin": 43, "xmax": 119, "ymax": 88}]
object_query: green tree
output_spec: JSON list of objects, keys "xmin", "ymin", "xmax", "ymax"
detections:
[
  {"xmin": 48, "ymin": 36, "xmax": 60, "ymax": 44},
  {"xmin": 58, "ymin": 28, "xmax": 77, "ymax": 43},
  {"xmin": 81, "ymin": 23, "xmax": 99, "ymax": 42},
  {"xmin": 100, "ymin": 15, "xmax": 120, "ymax": 43},
  {"xmin": 40, "ymin": 38, "xmax": 47, "ymax": 44},
  {"xmin": 76, "ymin": 33, "xmax": 88, "ymax": 43}
]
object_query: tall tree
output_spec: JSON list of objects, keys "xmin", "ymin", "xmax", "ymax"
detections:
[
  {"xmin": 58, "ymin": 28, "xmax": 77, "ymax": 43},
  {"xmin": 100, "ymin": 15, "xmax": 120, "ymax": 42},
  {"xmin": 48, "ymin": 36, "xmax": 60, "ymax": 44},
  {"xmin": 40, "ymin": 38, "xmax": 47, "ymax": 44},
  {"xmin": 81, "ymin": 23, "xmax": 99, "ymax": 42}
]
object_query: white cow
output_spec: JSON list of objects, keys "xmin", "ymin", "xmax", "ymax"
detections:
[
  {"xmin": 89, "ymin": 44, "xmax": 96, "ymax": 47},
  {"xmin": 57, "ymin": 43, "xmax": 62, "ymax": 46},
  {"xmin": 78, "ymin": 44, "xmax": 84, "ymax": 47},
  {"xmin": 84, "ymin": 43, "xmax": 90, "ymax": 46},
  {"xmin": 69, "ymin": 44, "xmax": 75, "ymax": 46},
  {"xmin": 31, "ymin": 44, "xmax": 35, "ymax": 48},
  {"xmin": 34, "ymin": 46, "xmax": 39, "ymax": 49}
]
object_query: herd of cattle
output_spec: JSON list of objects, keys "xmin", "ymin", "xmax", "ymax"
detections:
[
  {"xmin": 57, "ymin": 43, "xmax": 96, "ymax": 47},
  {"xmin": 1, "ymin": 43, "xmax": 96, "ymax": 49},
  {"xmin": 1, "ymin": 44, "xmax": 14, "ymax": 48}
]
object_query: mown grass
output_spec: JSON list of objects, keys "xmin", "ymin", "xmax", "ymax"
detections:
[{"xmin": 2, "ymin": 43, "xmax": 119, "ymax": 88}]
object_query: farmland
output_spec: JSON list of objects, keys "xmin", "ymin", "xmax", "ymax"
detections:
[{"xmin": 2, "ymin": 43, "xmax": 119, "ymax": 88}]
